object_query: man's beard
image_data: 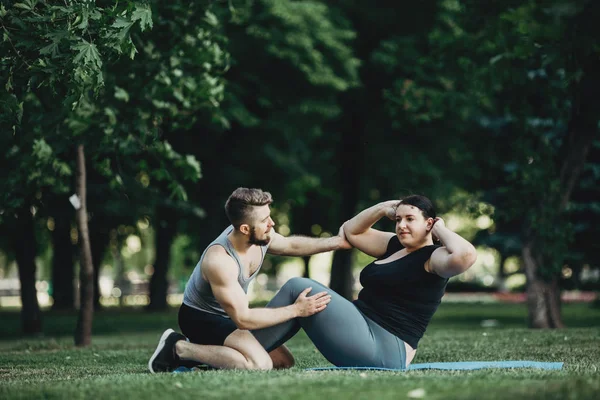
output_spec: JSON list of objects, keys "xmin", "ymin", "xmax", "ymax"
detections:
[{"xmin": 249, "ymin": 227, "xmax": 270, "ymax": 246}]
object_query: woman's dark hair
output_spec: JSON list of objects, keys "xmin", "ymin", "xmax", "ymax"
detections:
[{"xmin": 399, "ymin": 195, "xmax": 436, "ymax": 219}]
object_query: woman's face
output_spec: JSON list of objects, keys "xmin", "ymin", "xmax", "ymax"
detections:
[{"xmin": 395, "ymin": 204, "xmax": 433, "ymax": 248}]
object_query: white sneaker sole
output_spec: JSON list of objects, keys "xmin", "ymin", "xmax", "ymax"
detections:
[{"xmin": 148, "ymin": 328, "xmax": 175, "ymax": 373}]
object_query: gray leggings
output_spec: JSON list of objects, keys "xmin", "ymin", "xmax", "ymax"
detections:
[{"xmin": 252, "ymin": 277, "xmax": 407, "ymax": 369}]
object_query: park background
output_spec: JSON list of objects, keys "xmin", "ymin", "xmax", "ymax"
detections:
[{"xmin": 1, "ymin": 1, "xmax": 599, "ymax": 399}]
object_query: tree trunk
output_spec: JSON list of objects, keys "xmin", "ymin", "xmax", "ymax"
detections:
[
  {"xmin": 147, "ymin": 206, "xmax": 177, "ymax": 311},
  {"xmin": 524, "ymin": 41, "xmax": 599, "ymax": 328},
  {"xmin": 89, "ymin": 222, "xmax": 111, "ymax": 311},
  {"xmin": 291, "ymin": 200, "xmax": 320, "ymax": 279},
  {"xmin": 51, "ymin": 203, "xmax": 75, "ymax": 311},
  {"xmin": 14, "ymin": 205, "xmax": 43, "ymax": 335},
  {"xmin": 302, "ymin": 256, "xmax": 311, "ymax": 278},
  {"xmin": 74, "ymin": 145, "xmax": 95, "ymax": 346},
  {"xmin": 330, "ymin": 251, "xmax": 355, "ymax": 299},
  {"xmin": 329, "ymin": 111, "xmax": 362, "ymax": 299},
  {"xmin": 496, "ymin": 252, "xmax": 507, "ymax": 293},
  {"xmin": 111, "ymin": 238, "xmax": 126, "ymax": 307},
  {"xmin": 523, "ymin": 241, "xmax": 565, "ymax": 328}
]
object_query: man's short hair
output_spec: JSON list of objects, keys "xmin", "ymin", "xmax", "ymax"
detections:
[{"xmin": 224, "ymin": 188, "xmax": 273, "ymax": 228}]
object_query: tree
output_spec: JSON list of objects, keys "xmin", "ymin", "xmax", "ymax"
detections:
[
  {"xmin": 461, "ymin": 0, "xmax": 599, "ymax": 327},
  {"xmin": 379, "ymin": 0, "xmax": 600, "ymax": 326},
  {"xmin": 176, "ymin": 0, "xmax": 359, "ymax": 273},
  {"xmin": 1, "ymin": 0, "xmax": 154, "ymax": 342},
  {"xmin": 2, "ymin": 0, "xmax": 229, "ymax": 326}
]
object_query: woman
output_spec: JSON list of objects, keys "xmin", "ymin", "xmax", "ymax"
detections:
[{"xmin": 252, "ymin": 195, "xmax": 477, "ymax": 369}]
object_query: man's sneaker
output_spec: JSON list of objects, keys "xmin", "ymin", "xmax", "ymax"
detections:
[{"xmin": 148, "ymin": 329, "xmax": 187, "ymax": 373}]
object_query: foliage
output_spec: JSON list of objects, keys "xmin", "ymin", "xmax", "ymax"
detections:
[
  {"xmin": 175, "ymin": 0, "xmax": 361, "ymax": 250},
  {"xmin": 1, "ymin": 0, "xmax": 228, "ymax": 224},
  {"xmin": 460, "ymin": 0, "xmax": 598, "ymax": 279},
  {"xmin": 1, "ymin": 0, "xmax": 153, "ymax": 216},
  {"xmin": 379, "ymin": 0, "xmax": 599, "ymax": 279},
  {"xmin": 221, "ymin": 0, "xmax": 360, "ymax": 201}
]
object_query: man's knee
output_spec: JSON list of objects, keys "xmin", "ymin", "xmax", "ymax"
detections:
[
  {"xmin": 249, "ymin": 354, "xmax": 273, "ymax": 370},
  {"xmin": 224, "ymin": 330, "xmax": 273, "ymax": 370}
]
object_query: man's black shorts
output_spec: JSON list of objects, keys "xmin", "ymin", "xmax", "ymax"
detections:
[{"xmin": 178, "ymin": 303, "xmax": 238, "ymax": 345}]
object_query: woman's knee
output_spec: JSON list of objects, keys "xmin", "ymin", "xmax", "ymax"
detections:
[{"xmin": 282, "ymin": 277, "xmax": 317, "ymax": 293}]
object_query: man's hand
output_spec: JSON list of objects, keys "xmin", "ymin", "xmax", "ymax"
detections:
[
  {"xmin": 293, "ymin": 288, "xmax": 331, "ymax": 317},
  {"xmin": 336, "ymin": 224, "xmax": 353, "ymax": 250}
]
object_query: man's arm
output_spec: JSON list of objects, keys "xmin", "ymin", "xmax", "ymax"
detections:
[
  {"xmin": 267, "ymin": 227, "xmax": 351, "ymax": 256},
  {"xmin": 203, "ymin": 247, "xmax": 331, "ymax": 330}
]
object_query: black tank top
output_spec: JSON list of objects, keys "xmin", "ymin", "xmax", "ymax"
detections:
[{"xmin": 353, "ymin": 236, "xmax": 447, "ymax": 348}]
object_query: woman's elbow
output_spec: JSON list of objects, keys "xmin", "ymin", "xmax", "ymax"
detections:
[
  {"xmin": 460, "ymin": 246, "xmax": 477, "ymax": 270},
  {"xmin": 448, "ymin": 248, "xmax": 477, "ymax": 276},
  {"xmin": 342, "ymin": 221, "xmax": 357, "ymax": 237}
]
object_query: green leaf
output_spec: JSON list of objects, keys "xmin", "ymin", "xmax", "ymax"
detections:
[
  {"xmin": 129, "ymin": 43, "xmax": 138, "ymax": 59},
  {"xmin": 39, "ymin": 42, "xmax": 59, "ymax": 57},
  {"xmin": 13, "ymin": 3, "xmax": 33, "ymax": 11},
  {"xmin": 185, "ymin": 155, "xmax": 202, "ymax": 178},
  {"xmin": 32, "ymin": 138, "xmax": 53, "ymax": 162},
  {"xmin": 72, "ymin": 39, "xmax": 102, "ymax": 69},
  {"xmin": 104, "ymin": 107, "xmax": 117, "ymax": 125},
  {"xmin": 131, "ymin": 4, "xmax": 153, "ymax": 31},
  {"xmin": 52, "ymin": 160, "xmax": 72, "ymax": 176},
  {"xmin": 0, "ymin": 4, "xmax": 7, "ymax": 17},
  {"xmin": 5, "ymin": 74, "xmax": 13, "ymax": 92},
  {"xmin": 114, "ymin": 86, "xmax": 129, "ymax": 102},
  {"xmin": 76, "ymin": 12, "xmax": 89, "ymax": 30},
  {"xmin": 111, "ymin": 17, "xmax": 134, "ymax": 29},
  {"xmin": 204, "ymin": 10, "xmax": 218, "ymax": 27}
]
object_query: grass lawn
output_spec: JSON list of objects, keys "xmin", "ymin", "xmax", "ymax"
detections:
[{"xmin": 1, "ymin": 302, "xmax": 599, "ymax": 399}]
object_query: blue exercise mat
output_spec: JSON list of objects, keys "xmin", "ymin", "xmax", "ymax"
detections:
[
  {"xmin": 307, "ymin": 361, "xmax": 563, "ymax": 371},
  {"xmin": 172, "ymin": 361, "xmax": 563, "ymax": 374}
]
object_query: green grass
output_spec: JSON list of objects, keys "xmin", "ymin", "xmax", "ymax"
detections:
[{"xmin": 1, "ymin": 303, "xmax": 599, "ymax": 399}]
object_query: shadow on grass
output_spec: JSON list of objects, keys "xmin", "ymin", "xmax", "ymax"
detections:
[{"xmin": 0, "ymin": 306, "xmax": 180, "ymax": 339}]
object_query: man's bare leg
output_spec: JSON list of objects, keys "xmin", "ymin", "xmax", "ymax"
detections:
[{"xmin": 175, "ymin": 330, "xmax": 273, "ymax": 370}]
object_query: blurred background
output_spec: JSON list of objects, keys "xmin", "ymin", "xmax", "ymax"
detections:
[{"xmin": 1, "ymin": 0, "xmax": 599, "ymax": 338}]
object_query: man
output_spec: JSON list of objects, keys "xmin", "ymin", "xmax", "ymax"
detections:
[{"xmin": 148, "ymin": 187, "xmax": 350, "ymax": 372}]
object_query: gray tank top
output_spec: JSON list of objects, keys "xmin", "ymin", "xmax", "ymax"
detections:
[{"xmin": 183, "ymin": 225, "xmax": 269, "ymax": 317}]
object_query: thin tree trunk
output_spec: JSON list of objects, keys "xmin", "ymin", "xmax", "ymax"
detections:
[
  {"xmin": 90, "ymin": 223, "xmax": 111, "ymax": 311},
  {"xmin": 497, "ymin": 253, "xmax": 507, "ymax": 293},
  {"xmin": 147, "ymin": 207, "xmax": 177, "ymax": 311},
  {"xmin": 51, "ymin": 206, "xmax": 75, "ymax": 310},
  {"xmin": 111, "ymin": 238, "xmax": 126, "ymax": 307},
  {"xmin": 74, "ymin": 144, "xmax": 94, "ymax": 346},
  {"xmin": 14, "ymin": 205, "xmax": 43, "ymax": 335}
]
